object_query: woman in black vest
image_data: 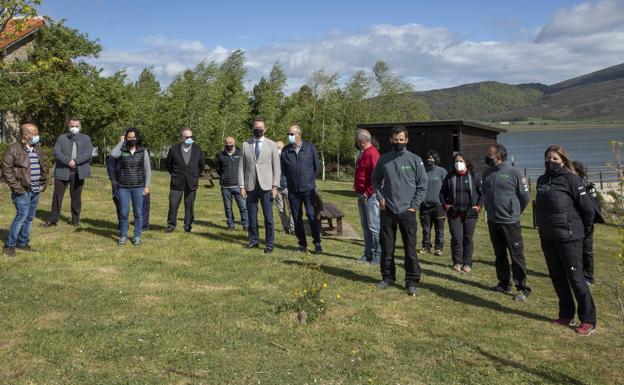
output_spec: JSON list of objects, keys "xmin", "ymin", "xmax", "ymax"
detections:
[
  {"xmin": 536, "ymin": 145, "xmax": 596, "ymax": 336},
  {"xmin": 440, "ymin": 153, "xmax": 483, "ymax": 273},
  {"xmin": 110, "ymin": 128, "xmax": 151, "ymax": 246}
]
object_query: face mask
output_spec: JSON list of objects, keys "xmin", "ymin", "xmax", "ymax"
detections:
[
  {"xmin": 69, "ymin": 127, "xmax": 80, "ymax": 135},
  {"xmin": 184, "ymin": 138, "xmax": 193, "ymax": 146},
  {"xmin": 455, "ymin": 162, "xmax": 466, "ymax": 172},
  {"xmin": 287, "ymin": 134, "xmax": 296, "ymax": 144},
  {"xmin": 253, "ymin": 128, "xmax": 264, "ymax": 138},
  {"xmin": 126, "ymin": 139, "xmax": 137, "ymax": 147},
  {"xmin": 545, "ymin": 160, "xmax": 562, "ymax": 173},
  {"xmin": 225, "ymin": 144, "xmax": 234, "ymax": 151},
  {"xmin": 485, "ymin": 156, "xmax": 496, "ymax": 167},
  {"xmin": 392, "ymin": 143, "xmax": 406, "ymax": 152},
  {"xmin": 30, "ymin": 135, "xmax": 40, "ymax": 145},
  {"xmin": 426, "ymin": 159, "xmax": 435, "ymax": 168}
]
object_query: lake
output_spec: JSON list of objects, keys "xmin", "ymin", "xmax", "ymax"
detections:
[{"xmin": 498, "ymin": 127, "xmax": 624, "ymax": 175}]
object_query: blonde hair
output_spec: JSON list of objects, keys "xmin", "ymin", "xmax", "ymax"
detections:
[{"xmin": 544, "ymin": 145, "xmax": 576, "ymax": 174}]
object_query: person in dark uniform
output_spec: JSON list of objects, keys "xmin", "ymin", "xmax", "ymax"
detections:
[
  {"xmin": 440, "ymin": 153, "xmax": 483, "ymax": 273},
  {"xmin": 164, "ymin": 128, "xmax": 206, "ymax": 233},
  {"xmin": 482, "ymin": 144, "xmax": 532, "ymax": 301},
  {"xmin": 572, "ymin": 160, "xmax": 605, "ymax": 287},
  {"xmin": 536, "ymin": 145, "xmax": 596, "ymax": 336},
  {"xmin": 420, "ymin": 150, "xmax": 447, "ymax": 256}
]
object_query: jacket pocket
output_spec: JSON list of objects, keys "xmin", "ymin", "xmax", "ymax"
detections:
[{"xmin": 542, "ymin": 213, "xmax": 572, "ymax": 239}]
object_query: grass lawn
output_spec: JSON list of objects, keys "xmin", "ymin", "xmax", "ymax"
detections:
[{"xmin": 1, "ymin": 166, "xmax": 623, "ymax": 385}]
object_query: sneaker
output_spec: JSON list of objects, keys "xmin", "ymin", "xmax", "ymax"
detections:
[
  {"xmin": 453, "ymin": 264, "xmax": 462, "ymax": 272},
  {"xmin": 514, "ymin": 290, "xmax": 529, "ymax": 302},
  {"xmin": 264, "ymin": 246, "xmax": 274, "ymax": 254},
  {"xmin": 575, "ymin": 322, "xmax": 595, "ymax": 336},
  {"xmin": 165, "ymin": 227, "xmax": 175, "ymax": 233},
  {"xmin": 118, "ymin": 236, "xmax": 127, "ymax": 246},
  {"xmin": 3, "ymin": 246, "xmax": 16, "ymax": 257},
  {"xmin": 420, "ymin": 248, "xmax": 431, "ymax": 254},
  {"xmin": 132, "ymin": 237, "xmax": 142, "ymax": 246},
  {"xmin": 491, "ymin": 284, "xmax": 513, "ymax": 295},
  {"xmin": 298, "ymin": 245, "xmax": 309, "ymax": 253},
  {"xmin": 41, "ymin": 221, "xmax": 57, "ymax": 227},
  {"xmin": 585, "ymin": 280, "xmax": 594, "ymax": 289},
  {"xmin": 358, "ymin": 255, "xmax": 370, "ymax": 263},
  {"xmin": 314, "ymin": 243, "xmax": 323, "ymax": 254},
  {"xmin": 376, "ymin": 280, "xmax": 392, "ymax": 289},
  {"xmin": 551, "ymin": 317, "xmax": 574, "ymax": 326},
  {"xmin": 434, "ymin": 249, "xmax": 442, "ymax": 256},
  {"xmin": 406, "ymin": 285, "xmax": 417, "ymax": 296},
  {"xmin": 16, "ymin": 244, "xmax": 33, "ymax": 252},
  {"xmin": 463, "ymin": 265, "xmax": 472, "ymax": 273}
]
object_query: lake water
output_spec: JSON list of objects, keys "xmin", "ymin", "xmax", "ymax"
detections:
[{"xmin": 498, "ymin": 127, "xmax": 624, "ymax": 175}]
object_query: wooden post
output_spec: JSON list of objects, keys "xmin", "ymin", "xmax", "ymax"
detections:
[
  {"xmin": 524, "ymin": 167, "xmax": 527, "ymax": 178},
  {"xmin": 600, "ymin": 171, "xmax": 604, "ymax": 190}
]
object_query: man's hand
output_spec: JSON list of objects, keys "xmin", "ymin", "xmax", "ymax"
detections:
[
  {"xmin": 408, "ymin": 208, "xmax": 416, "ymax": 213},
  {"xmin": 143, "ymin": 187, "xmax": 150, "ymax": 196},
  {"xmin": 240, "ymin": 187, "xmax": 247, "ymax": 199},
  {"xmin": 69, "ymin": 160, "xmax": 76, "ymax": 168},
  {"xmin": 379, "ymin": 198, "xmax": 386, "ymax": 210},
  {"xmin": 272, "ymin": 187, "xmax": 279, "ymax": 199}
]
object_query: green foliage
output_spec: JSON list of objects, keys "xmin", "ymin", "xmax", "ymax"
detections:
[{"xmin": 279, "ymin": 254, "xmax": 328, "ymax": 324}]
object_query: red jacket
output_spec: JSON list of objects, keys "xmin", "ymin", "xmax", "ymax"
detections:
[{"xmin": 353, "ymin": 145, "xmax": 380, "ymax": 197}]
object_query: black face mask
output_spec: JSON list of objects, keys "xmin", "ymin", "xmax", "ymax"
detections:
[
  {"xmin": 253, "ymin": 128, "xmax": 264, "ymax": 138},
  {"xmin": 485, "ymin": 156, "xmax": 497, "ymax": 167},
  {"xmin": 126, "ymin": 139, "xmax": 137, "ymax": 147},
  {"xmin": 225, "ymin": 145, "xmax": 234, "ymax": 151},
  {"xmin": 393, "ymin": 143, "xmax": 406, "ymax": 152},
  {"xmin": 545, "ymin": 160, "xmax": 563, "ymax": 174}
]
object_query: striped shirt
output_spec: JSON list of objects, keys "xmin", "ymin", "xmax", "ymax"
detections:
[{"xmin": 27, "ymin": 147, "xmax": 41, "ymax": 193}]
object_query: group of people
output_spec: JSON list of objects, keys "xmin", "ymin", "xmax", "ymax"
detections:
[{"xmin": 1, "ymin": 119, "xmax": 602, "ymax": 336}]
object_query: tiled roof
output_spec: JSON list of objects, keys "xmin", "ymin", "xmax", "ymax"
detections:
[{"xmin": 0, "ymin": 17, "xmax": 45, "ymax": 51}]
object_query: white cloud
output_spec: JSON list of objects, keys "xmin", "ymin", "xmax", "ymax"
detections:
[{"xmin": 91, "ymin": 0, "xmax": 624, "ymax": 92}]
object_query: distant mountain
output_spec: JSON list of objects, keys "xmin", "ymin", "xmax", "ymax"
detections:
[{"xmin": 416, "ymin": 62, "xmax": 624, "ymax": 122}]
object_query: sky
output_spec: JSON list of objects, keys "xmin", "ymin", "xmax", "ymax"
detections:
[{"xmin": 39, "ymin": 0, "xmax": 624, "ymax": 93}]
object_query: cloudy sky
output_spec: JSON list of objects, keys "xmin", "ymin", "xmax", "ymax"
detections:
[{"xmin": 41, "ymin": 0, "xmax": 624, "ymax": 92}]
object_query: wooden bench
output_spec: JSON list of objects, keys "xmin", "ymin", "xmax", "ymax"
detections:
[
  {"xmin": 202, "ymin": 166, "xmax": 221, "ymax": 188},
  {"xmin": 315, "ymin": 192, "xmax": 345, "ymax": 235}
]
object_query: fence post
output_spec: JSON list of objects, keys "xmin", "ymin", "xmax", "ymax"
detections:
[
  {"xmin": 600, "ymin": 171, "xmax": 604, "ymax": 190},
  {"xmin": 524, "ymin": 167, "xmax": 527, "ymax": 178}
]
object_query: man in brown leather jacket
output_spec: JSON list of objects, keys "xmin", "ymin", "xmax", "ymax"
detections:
[{"xmin": 2, "ymin": 123, "xmax": 48, "ymax": 256}]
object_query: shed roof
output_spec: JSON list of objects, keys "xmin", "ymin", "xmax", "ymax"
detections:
[
  {"xmin": 0, "ymin": 17, "xmax": 45, "ymax": 51},
  {"xmin": 357, "ymin": 120, "xmax": 507, "ymax": 134}
]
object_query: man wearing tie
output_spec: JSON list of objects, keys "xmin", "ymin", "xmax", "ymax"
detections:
[{"xmin": 238, "ymin": 118, "xmax": 281, "ymax": 253}]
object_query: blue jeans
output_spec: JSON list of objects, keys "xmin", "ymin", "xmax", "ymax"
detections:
[
  {"xmin": 247, "ymin": 186, "xmax": 274, "ymax": 247},
  {"xmin": 358, "ymin": 194, "xmax": 381, "ymax": 261},
  {"xmin": 221, "ymin": 186, "xmax": 248, "ymax": 229},
  {"xmin": 5, "ymin": 190, "xmax": 40, "ymax": 248},
  {"xmin": 119, "ymin": 187, "xmax": 144, "ymax": 239}
]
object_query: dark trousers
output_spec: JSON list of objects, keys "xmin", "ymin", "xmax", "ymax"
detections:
[
  {"xmin": 487, "ymin": 221, "xmax": 531, "ymax": 292},
  {"xmin": 288, "ymin": 189, "xmax": 322, "ymax": 248},
  {"xmin": 49, "ymin": 171, "xmax": 84, "ymax": 224},
  {"xmin": 112, "ymin": 184, "xmax": 150, "ymax": 230},
  {"xmin": 448, "ymin": 214, "xmax": 477, "ymax": 266},
  {"xmin": 541, "ymin": 238, "xmax": 596, "ymax": 325},
  {"xmin": 167, "ymin": 186, "xmax": 196, "ymax": 232},
  {"xmin": 380, "ymin": 209, "xmax": 421, "ymax": 286},
  {"xmin": 247, "ymin": 186, "xmax": 274, "ymax": 247},
  {"xmin": 419, "ymin": 205, "xmax": 445, "ymax": 250},
  {"xmin": 583, "ymin": 225, "xmax": 595, "ymax": 284}
]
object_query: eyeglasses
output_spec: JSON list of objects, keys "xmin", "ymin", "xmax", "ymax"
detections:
[{"xmin": 184, "ymin": 136, "xmax": 193, "ymax": 139}]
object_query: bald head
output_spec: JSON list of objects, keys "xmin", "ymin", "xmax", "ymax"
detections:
[{"xmin": 20, "ymin": 123, "xmax": 39, "ymax": 145}]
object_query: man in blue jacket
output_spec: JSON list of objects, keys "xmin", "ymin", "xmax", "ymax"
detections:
[
  {"xmin": 482, "ymin": 144, "xmax": 532, "ymax": 301},
  {"xmin": 280, "ymin": 125, "xmax": 322, "ymax": 254},
  {"xmin": 372, "ymin": 125, "xmax": 427, "ymax": 296},
  {"xmin": 43, "ymin": 118, "xmax": 93, "ymax": 227}
]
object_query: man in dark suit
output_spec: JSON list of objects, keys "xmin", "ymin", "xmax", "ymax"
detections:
[
  {"xmin": 43, "ymin": 118, "xmax": 93, "ymax": 227},
  {"xmin": 164, "ymin": 128, "xmax": 206, "ymax": 233}
]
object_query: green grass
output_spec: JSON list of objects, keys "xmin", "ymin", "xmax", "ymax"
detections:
[{"xmin": 1, "ymin": 166, "xmax": 623, "ymax": 385}]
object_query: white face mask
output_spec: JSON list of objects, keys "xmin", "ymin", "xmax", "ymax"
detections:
[
  {"xmin": 455, "ymin": 162, "xmax": 466, "ymax": 172},
  {"xmin": 69, "ymin": 127, "xmax": 80, "ymax": 135}
]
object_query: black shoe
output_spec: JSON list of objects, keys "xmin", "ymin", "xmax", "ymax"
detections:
[
  {"xmin": 246, "ymin": 242, "xmax": 259, "ymax": 249},
  {"xmin": 16, "ymin": 244, "xmax": 33, "ymax": 252},
  {"xmin": 42, "ymin": 221, "xmax": 57, "ymax": 227},
  {"xmin": 184, "ymin": 228, "xmax": 191, "ymax": 233},
  {"xmin": 376, "ymin": 280, "xmax": 393, "ymax": 289},
  {"xmin": 298, "ymin": 245, "xmax": 308, "ymax": 253},
  {"xmin": 243, "ymin": 227, "xmax": 249, "ymax": 232},
  {"xmin": 71, "ymin": 220, "xmax": 80, "ymax": 227},
  {"xmin": 491, "ymin": 284, "xmax": 513, "ymax": 295},
  {"xmin": 406, "ymin": 285, "xmax": 417, "ymax": 296},
  {"xmin": 3, "ymin": 246, "xmax": 16, "ymax": 257},
  {"xmin": 314, "ymin": 243, "xmax": 323, "ymax": 254},
  {"xmin": 165, "ymin": 227, "xmax": 175, "ymax": 233},
  {"xmin": 264, "ymin": 246, "xmax": 274, "ymax": 254}
]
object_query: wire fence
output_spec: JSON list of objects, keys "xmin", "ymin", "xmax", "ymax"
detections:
[{"xmin": 521, "ymin": 164, "xmax": 621, "ymax": 191}]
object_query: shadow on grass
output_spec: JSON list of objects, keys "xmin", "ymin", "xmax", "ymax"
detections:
[
  {"xmin": 471, "ymin": 345, "xmax": 590, "ymax": 385},
  {"xmin": 471, "ymin": 258, "xmax": 550, "ymax": 279},
  {"xmin": 320, "ymin": 189, "xmax": 358, "ymax": 198},
  {"xmin": 283, "ymin": 259, "xmax": 378, "ymax": 284}
]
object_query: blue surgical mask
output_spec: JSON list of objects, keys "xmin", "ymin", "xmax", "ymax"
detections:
[
  {"xmin": 184, "ymin": 138, "xmax": 194, "ymax": 146},
  {"xmin": 287, "ymin": 134, "xmax": 296, "ymax": 144},
  {"xmin": 30, "ymin": 135, "xmax": 40, "ymax": 145}
]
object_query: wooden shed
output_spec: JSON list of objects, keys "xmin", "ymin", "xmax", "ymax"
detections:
[{"xmin": 357, "ymin": 120, "xmax": 506, "ymax": 173}]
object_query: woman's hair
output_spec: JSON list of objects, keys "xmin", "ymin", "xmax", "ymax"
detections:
[
  {"xmin": 572, "ymin": 160, "xmax": 588, "ymax": 180},
  {"xmin": 544, "ymin": 145, "xmax": 575, "ymax": 174},
  {"xmin": 426, "ymin": 150, "xmax": 440, "ymax": 165},
  {"xmin": 124, "ymin": 127, "xmax": 143, "ymax": 147},
  {"xmin": 452, "ymin": 152, "xmax": 474, "ymax": 172}
]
